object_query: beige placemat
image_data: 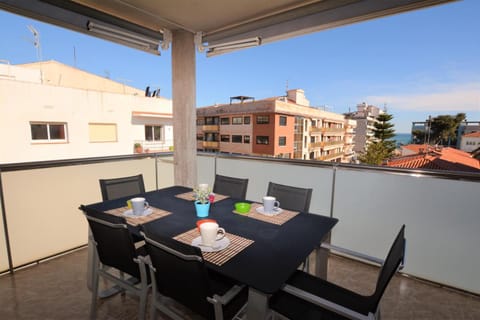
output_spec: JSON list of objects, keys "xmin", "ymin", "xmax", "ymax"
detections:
[
  {"xmin": 233, "ymin": 202, "xmax": 300, "ymax": 226},
  {"xmin": 175, "ymin": 191, "xmax": 229, "ymax": 203},
  {"xmin": 174, "ymin": 228, "xmax": 254, "ymax": 266},
  {"xmin": 105, "ymin": 206, "xmax": 172, "ymax": 226}
]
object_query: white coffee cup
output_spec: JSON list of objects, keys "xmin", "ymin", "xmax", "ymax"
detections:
[
  {"xmin": 131, "ymin": 197, "xmax": 149, "ymax": 215},
  {"xmin": 198, "ymin": 183, "xmax": 209, "ymax": 193},
  {"xmin": 263, "ymin": 196, "xmax": 280, "ymax": 213},
  {"xmin": 200, "ymin": 222, "xmax": 225, "ymax": 247}
]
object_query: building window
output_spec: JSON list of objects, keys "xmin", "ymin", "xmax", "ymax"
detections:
[
  {"xmin": 221, "ymin": 135, "xmax": 230, "ymax": 142},
  {"xmin": 196, "ymin": 118, "xmax": 205, "ymax": 125},
  {"xmin": 205, "ymin": 117, "xmax": 218, "ymax": 125},
  {"xmin": 232, "ymin": 117, "xmax": 243, "ymax": 125},
  {"xmin": 88, "ymin": 123, "xmax": 117, "ymax": 142},
  {"xmin": 256, "ymin": 136, "xmax": 269, "ymax": 145},
  {"xmin": 256, "ymin": 115, "xmax": 269, "ymax": 124},
  {"xmin": 197, "ymin": 134, "xmax": 203, "ymax": 141},
  {"xmin": 220, "ymin": 117, "xmax": 230, "ymax": 125},
  {"xmin": 30, "ymin": 122, "xmax": 67, "ymax": 142},
  {"xmin": 244, "ymin": 135, "xmax": 250, "ymax": 144},
  {"xmin": 279, "ymin": 136, "xmax": 286, "ymax": 146},
  {"xmin": 145, "ymin": 125, "xmax": 162, "ymax": 141},
  {"xmin": 279, "ymin": 116, "xmax": 287, "ymax": 126},
  {"xmin": 232, "ymin": 135, "xmax": 242, "ymax": 143},
  {"xmin": 244, "ymin": 116, "xmax": 251, "ymax": 124}
]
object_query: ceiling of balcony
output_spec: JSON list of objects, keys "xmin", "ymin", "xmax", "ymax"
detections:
[{"xmin": 0, "ymin": 0, "xmax": 456, "ymax": 54}]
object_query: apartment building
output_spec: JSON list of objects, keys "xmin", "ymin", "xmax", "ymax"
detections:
[
  {"xmin": 0, "ymin": 60, "xmax": 173, "ymax": 163},
  {"xmin": 344, "ymin": 102, "xmax": 383, "ymax": 154},
  {"xmin": 460, "ymin": 131, "xmax": 480, "ymax": 153},
  {"xmin": 196, "ymin": 89, "xmax": 356, "ymax": 163}
]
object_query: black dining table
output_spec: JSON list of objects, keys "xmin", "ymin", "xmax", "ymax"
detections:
[{"xmin": 85, "ymin": 185, "xmax": 338, "ymax": 319}]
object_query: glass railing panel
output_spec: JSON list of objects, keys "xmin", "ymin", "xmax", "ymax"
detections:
[
  {"xmin": 197, "ymin": 154, "xmax": 216, "ymax": 187},
  {"xmin": 0, "ymin": 156, "xmax": 161, "ymax": 271},
  {"xmin": 332, "ymin": 167, "xmax": 480, "ymax": 294},
  {"xmin": 211, "ymin": 155, "xmax": 333, "ymax": 214},
  {"xmin": 155, "ymin": 155, "xmax": 175, "ymax": 188}
]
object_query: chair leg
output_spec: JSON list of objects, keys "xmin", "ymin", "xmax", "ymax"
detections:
[{"xmin": 90, "ymin": 253, "xmax": 100, "ymax": 319}]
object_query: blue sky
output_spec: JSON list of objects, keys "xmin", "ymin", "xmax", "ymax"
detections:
[{"xmin": 1, "ymin": 1, "xmax": 479, "ymax": 133}]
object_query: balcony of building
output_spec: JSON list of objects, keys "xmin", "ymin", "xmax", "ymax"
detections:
[
  {"xmin": 202, "ymin": 141, "xmax": 220, "ymax": 149},
  {"xmin": 322, "ymin": 140, "xmax": 344, "ymax": 150},
  {"xmin": 200, "ymin": 125, "xmax": 220, "ymax": 132},
  {"xmin": 316, "ymin": 152, "xmax": 343, "ymax": 161},
  {"xmin": 1, "ymin": 152, "xmax": 479, "ymax": 319}
]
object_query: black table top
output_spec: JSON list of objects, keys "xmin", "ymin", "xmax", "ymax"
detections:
[{"xmin": 85, "ymin": 185, "xmax": 338, "ymax": 294}]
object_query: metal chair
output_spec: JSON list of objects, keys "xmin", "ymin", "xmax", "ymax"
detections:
[
  {"xmin": 269, "ymin": 225, "xmax": 406, "ymax": 320},
  {"xmin": 266, "ymin": 181, "xmax": 312, "ymax": 213},
  {"xmin": 99, "ymin": 174, "xmax": 145, "ymax": 201},
  {"xmin": 213, "ymin": 174, "xmax": 249, "ymax": 200},
  {"xmin": 141, "ymin": 225, "xmax": 248, "ymax": 320},
  {"xmin": 80, "ymin": 205, "xmax": 150, "ymax": 320}
]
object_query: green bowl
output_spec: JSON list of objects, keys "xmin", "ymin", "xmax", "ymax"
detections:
[{"xmin": 235, "ymin": 202, "xmax": 251, "ymax": 214}]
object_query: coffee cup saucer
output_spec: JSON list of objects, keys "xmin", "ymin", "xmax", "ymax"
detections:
[
  {"xmin": 256, "ymin": 206, "xmax": 283, "ymax": 216},
  {"xmin": 123, "ymin": 208, "xmax": 153, "ymax": 218},
  {"xmin": 192, "ymin": 236, "xmax": 230, "ymax": 252}
]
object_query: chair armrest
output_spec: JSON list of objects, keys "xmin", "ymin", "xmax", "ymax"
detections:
[
  {"xmin": 320, "ymin": 243, "xmax": 384, "ymax": 266},
  {"xmin": 212, "ymin": 284, "xmax": 246, "ymax": 305},
  {"xmin": 282, "ymin": 284, "xmax": 371, "ymax": 320}
]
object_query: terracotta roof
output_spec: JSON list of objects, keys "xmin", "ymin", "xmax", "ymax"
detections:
[
  {"xmin": 463, "ymin": 131, "xmax": 480, "ymax": 138},
  {"xmin": 387, "ymin": 145, "xmax": 480, "ymax": 173}
]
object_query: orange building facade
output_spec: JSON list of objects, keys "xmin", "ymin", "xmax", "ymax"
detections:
[{"xmin": 196, "ymin": 89, "xmax": 356, "ymax": 162}]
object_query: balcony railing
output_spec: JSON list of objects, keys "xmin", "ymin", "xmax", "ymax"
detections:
[
  {"xmin": 202, "ymin": 141, "xmax": 219, "ymax": 148},
  {"xmin": 202, "ymin": 125, "xmax": 220, "ymax": 132},
  {"xmin": 322, "ymin": 140, "xmax": 344, "ymax": 149},
  {"xmin": 309, "ymin": 141, "xmax": 323, "ymax": 149},
  {"xmin": 317, "ymin": 152, "xmax": 343, "ymax": 161},
  {"xmin": 1, "ymin": 152, "xmax": 480, "ymax": 296}
]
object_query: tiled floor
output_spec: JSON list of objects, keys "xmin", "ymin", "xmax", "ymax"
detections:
[{"xmin": 1, "ymin": 247, "xmax": 479, "ymax": 319}]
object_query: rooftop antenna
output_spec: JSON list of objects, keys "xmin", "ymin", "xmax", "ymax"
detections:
[
  {"xmin": 27, "ymin": 25, "xmax": 42, "ymax": 61},
  {"xmin": 285, "ymin": 80, "xmax": 289, "ymax": 95}
]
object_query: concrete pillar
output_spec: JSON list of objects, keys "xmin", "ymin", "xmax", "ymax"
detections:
[{"xmin": 172, "ymin": 30, "xmax": 197, "ymax": 187}]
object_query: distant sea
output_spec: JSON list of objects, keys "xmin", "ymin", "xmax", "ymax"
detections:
[{"xmin": 394, "ymin": 133, "xmax": 412, "ymax": 146}]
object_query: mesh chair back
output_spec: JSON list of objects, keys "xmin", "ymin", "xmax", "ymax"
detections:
[
  {"xmin": 267, "ymin": 182, "xmax": 312, "ymax": 212},
  {"xmin": 369, "ymin": 225, "xmax": 406, "ymax": 311},
  {"xmin": 99, "ymin": 174, "xmax": 145, "ymax": 201},
  {"xmin": 81, "ymin": 206, "xmax": 142, "ymax": 279},
  {"xmin": 142, "ymin": 226, "xmax": 214, "ymax": 318},
  {"xmin": 213, "ymin": 174, "xmax": 249, "ymax": 200}
]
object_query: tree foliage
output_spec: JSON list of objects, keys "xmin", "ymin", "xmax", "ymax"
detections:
[
  {"xmin": 373, "ymin": 112, "xmax": 396, "ymax": 156},
  {"xmin": 429, "ymin": 113, "xmax": 466, "ymax": 146},
  {"xmin": 358, "ymin": 142, "xmax": 389, "ymax": 165}
]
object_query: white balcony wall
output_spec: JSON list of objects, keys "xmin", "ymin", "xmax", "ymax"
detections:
[
  {"xmin": 332, "ymin": 168, "xmax": 480, "ymax": 295},
  {"xmin": 2, "ymin": 153, "xmax": 479, "ymax": 295},
  {"xmin": 0, "ymin": 156, "xmax": 173, "ymax": 271},
  {"xmin": 213, "ymin": 156, "xmax": 333, "ymax": 214},
  {"xmin": 197, "ymin": 154, "xmax": 480, "ymax": 294}
]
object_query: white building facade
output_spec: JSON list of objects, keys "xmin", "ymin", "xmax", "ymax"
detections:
[
  {"xmin": 460, "ymin": 131, "xmax": 480, "ymax": 153},
  {"xmin": 0, "ymin": 61, "xmax": 173, "ymax": 164}
]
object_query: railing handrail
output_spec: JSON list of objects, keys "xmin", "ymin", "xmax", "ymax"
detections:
[
  {"xmin": 1, "ymin": 151, "xmax": 479, "ymax": 182},
  {"xmin": 198, "ymin": 152, "xmax": 480, "ymax": 182},
  {"xmin": 0, "ymin": 152, "xmax": 173, "ymax": 172}
]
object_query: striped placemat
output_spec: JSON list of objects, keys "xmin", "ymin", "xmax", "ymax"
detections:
[
  {"xmin": 174, "ymin": 228, "xmax": 254, "ymax": 266},
  {"xmin": 233, "ymin": 202, "xmax": 300, "ymax": 226},
  {"xmin": 105, "ymin": 206, "xmax": 172, "ymax": 226},
  {"xmin": 175, "ymin": 191, "xmax": 229, "ymax": 203}
]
